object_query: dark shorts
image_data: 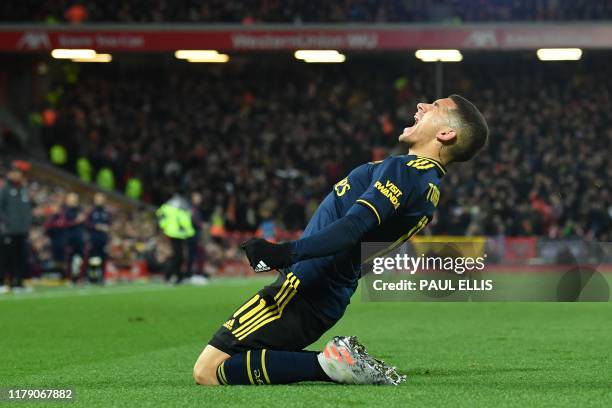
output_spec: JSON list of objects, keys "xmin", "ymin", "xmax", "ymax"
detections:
[{"xmin": 209, "ymin": 271, "xmax": 337, "ymax": 355}]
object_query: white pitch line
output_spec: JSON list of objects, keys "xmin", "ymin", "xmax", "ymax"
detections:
[
  {"xmin": 0, "ymin": 284, "xmax": 170, "ymax": 301},
  {"xmin": 0, "ymin": 277, "xmax": 272, "ymax": 302}
]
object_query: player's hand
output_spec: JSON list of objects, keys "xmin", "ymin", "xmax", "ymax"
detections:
[{"xmin": 240, "ymin": 238, "xmax": 293, "ymax": 273}]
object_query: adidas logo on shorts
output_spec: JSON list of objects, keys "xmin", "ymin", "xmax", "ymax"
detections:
[{"xmin": 254, "ymin": 260, "xmax": 271, "ymax": 272}]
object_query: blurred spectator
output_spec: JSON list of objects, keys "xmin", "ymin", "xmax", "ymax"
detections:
[
  {"xmin": 187, "ymin": 191, "xmax": 208, "ymax": 281},
  {"xmin": 60, "ymin": 192, "xmax": 86, "ymax": 283},
  {"xmin": 2, "ymin": 0, "xmax": 612, "ymax": 23},
  {"xmin": 0, "ymin": 161, "xmax": 33, "ymax": 292},
  {"xmin": 64, "ymin": 3, "xmax": 88, "ymax": 24},
  {"xmin": 143, "ymin": 233, "xmax": 172, "ymax": 275},
  {"xmin": 85, "ymin": 192, "xmax": 110, "ymax": 283},
  {"xmin": 256, "ymin": 200, "xmax": 279, "ymax": 242},
  {"xmin": 156, "ymin": 192, "xmax": 195, "ymax": 284},
  {"xmin": 43, "ymin": 192, "xmax": 66, "ymax": 269}
]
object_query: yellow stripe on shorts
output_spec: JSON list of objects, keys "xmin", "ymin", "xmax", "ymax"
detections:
[{"xmin": 231, "ymin": 274, "xmax": 300, "ymax": 341}]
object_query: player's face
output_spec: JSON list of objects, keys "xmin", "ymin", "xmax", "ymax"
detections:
[
  {"xmin": 94, "ymin": 193, "xmax": 106, "ymax": 206},
  {"xmin": 399, "ymin": 97, "xmax": 457, "ymax": 145},
  {"xmin": 7, "ymin": 169, "xmax": 23, "ymax": 183},
  {"xmin": 66, "ymin": 193, "xmax": 79, "ymax": 207},
  {"xmin": 192, "ymin": 192, "xmax": 202, "ymax": 205}
]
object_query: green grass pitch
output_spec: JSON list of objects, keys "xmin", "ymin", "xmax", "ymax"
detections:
[{"xmin": 1, "ymin": 278, "xmax": 610, "ymax": 407}]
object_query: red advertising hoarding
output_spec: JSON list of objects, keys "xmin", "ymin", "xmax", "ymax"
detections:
[{"xmin": 1, "ymin": 23, "xmax": 611, "ymax": 52}]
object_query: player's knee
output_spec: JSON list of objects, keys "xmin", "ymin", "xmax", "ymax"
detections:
[
  {"xmin": 193, "ymin": 345, "xmax": 230, "ymax": 385},
  {"xmin": 193, "ymin": 361, "xmax": 217, "ymax": 385},
  {"xmin": 193, "ymin": 356, "xmax": 219, "ymax": 385}
]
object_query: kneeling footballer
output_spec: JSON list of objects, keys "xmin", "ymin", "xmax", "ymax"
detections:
[{"xmin": 193, "ymin": 94, "xmax": 489, "ymax": 385}]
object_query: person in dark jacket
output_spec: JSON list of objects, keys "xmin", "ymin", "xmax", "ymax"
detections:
[
  {"xmin": 43, "ymin": 194, "xmax": 66, "ymax": 271},
  {"xmin": 59, "ymin": 192, "xmax": 86, "ymax": 283},
  {"xmin": 86, "ymin": 193, "xmax": 111, "ymax": 284},
  {"xmin": 187, "ymin": 191, "xmax": 209, "ymax": 282},
  {"xmin": 0, "ymin": 161, "xmax": 33, "ymax": 292}
]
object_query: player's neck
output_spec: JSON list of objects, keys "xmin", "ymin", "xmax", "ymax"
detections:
[{"xmin": 407, "ymin": 146, "xmax": 447, "ymax": 165}]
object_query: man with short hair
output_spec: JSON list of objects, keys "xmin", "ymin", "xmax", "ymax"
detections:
[
  {"xmin": 193, "ymin": 95, "xmax": 489, "ymax": 386},
  {"xmin": 86, "ymin": 193, "xmax": 111, "ymax": 284},
  {"xmin": 60, "ymin": 192, "xmax": 86, "ymax": 284},
  {"xmin": 0, "ymin": 161, "xmax": 33, "ymax": 293}
]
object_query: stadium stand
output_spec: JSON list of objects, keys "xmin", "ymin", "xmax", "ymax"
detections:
[
  {"xmin": 2, "ymin": 0, "xmax": 612, "ymax": 23},
  {"xmin": 0, "ymin": 2, "xmax": 610, "ymax": 286},
  {"xmin": 0, "ymin": 160, "xmax": 159, "ymax": 281},
  {"xmin": 41, "ymin": 56, "xmax": 611, "ymax": 240}
]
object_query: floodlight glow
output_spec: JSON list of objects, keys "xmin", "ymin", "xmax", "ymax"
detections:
[
  {"xmin": 72, "ymin": 54, "xmax": 113, "ymax": 63},
  {"xmin": 51, "ymin": 49, "xmax": 97, "ymax": 59},
  {"xmin": 175, "ymin": 50, "xmax": 223, "ymax": 59},
  {"xmin": 294, "ymin": 50, "xmax": 346, "ymax": 63},
  {"xmin": 302, "ymin": 55, "xmax": 346, "ymax": 63},
  {"xmin": 186, "ymin": 54, "xmax": 230, "ymax": 63},
  {"xmin": 415, "ymin": 49, "xmax": 463, "ymax": 62},
  {"xmin": 536, "ymin": 48, "xmax": 582, "ymax": 61}
]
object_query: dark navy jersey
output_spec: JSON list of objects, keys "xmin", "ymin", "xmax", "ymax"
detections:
[
  {"xmin": 61, "ymin": 206, "xmax": 84, "ymax": 233},
  {"xmin": 292, "ymin": 154, "xmax": 446, "ymax": 320},
  {"xmin": 87, "ymin": 206, "xmax": 111, "ymax": 237}
]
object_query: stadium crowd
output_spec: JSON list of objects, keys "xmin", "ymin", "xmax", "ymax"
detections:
[
  {"xmin": 0, "ymin": 158, "xmax": 259, "ymax": 288},
  {"xmin": 0, "ymin": 163, "xmax": 158, "ymax": 285},
  {"xmin": 2, "ymin": 0, "xmax": 612, "ymax": 23},
  {"xmin": 43, "ymin": 56, "xmax": 611, "ymax": 241}
]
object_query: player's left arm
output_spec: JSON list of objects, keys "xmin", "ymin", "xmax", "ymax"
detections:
[
  {"xmin": 241, "ymin": 204, "xmax": 377, "ymax": 271},
  {"xmin": 241, "ymin": 157, "xmax": 416, "ymax": 272}
]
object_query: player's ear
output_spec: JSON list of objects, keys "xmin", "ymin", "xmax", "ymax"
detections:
[{"xmin": 435, "ymin": 128, "xmax": 457, "ymax": 143}]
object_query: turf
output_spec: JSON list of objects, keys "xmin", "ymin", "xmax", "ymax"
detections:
[{"xmin": 1, "ymin": 278, "xmax": 610, "ymax": 407}]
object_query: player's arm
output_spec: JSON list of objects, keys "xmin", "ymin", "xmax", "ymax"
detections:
[
  {"xmin": 241, "ymin": 204, "xmax": 377, "ymax": 270},
  {"xmin": 241, "ymin": 157, "xmax": 416, "ymax": 272}
]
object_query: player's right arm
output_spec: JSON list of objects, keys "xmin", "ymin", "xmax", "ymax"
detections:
[{"xmin": 241, "ymin": 156, "xmax": 417, "ymax": 271}]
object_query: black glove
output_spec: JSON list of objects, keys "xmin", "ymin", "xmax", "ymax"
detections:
[{"xmin": 240, "ymin": 238, "xmax": 293, "ymax": 273}]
